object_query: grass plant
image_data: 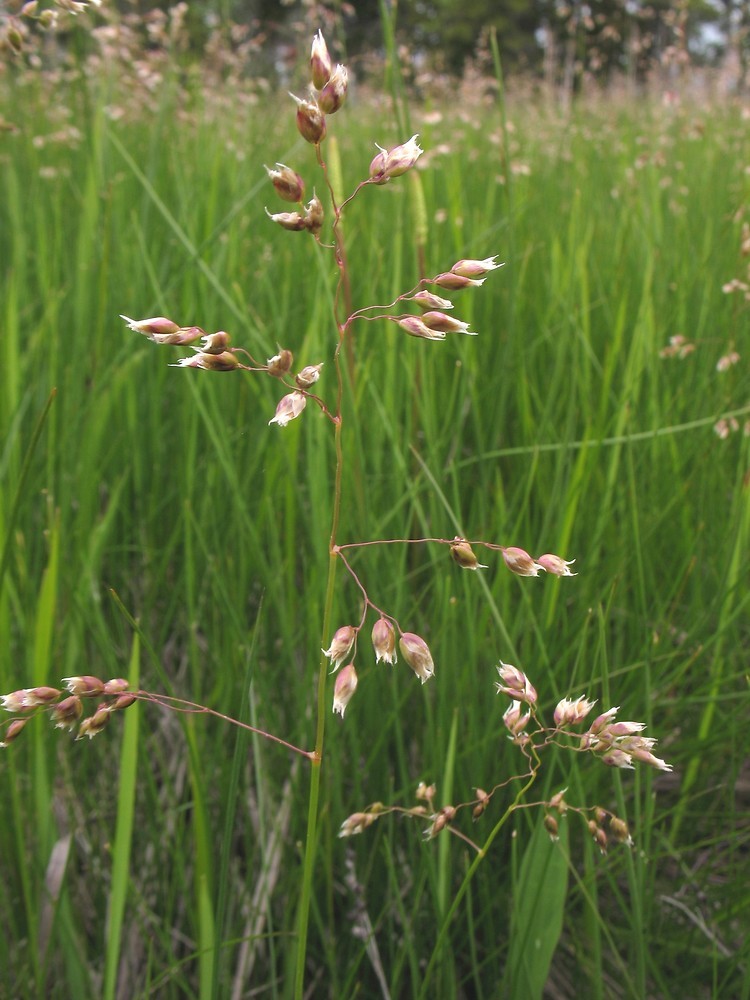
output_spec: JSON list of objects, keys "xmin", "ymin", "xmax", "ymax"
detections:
[{"xmin": 1, "ymin": 15, "xmax": 750, "ymax": 1000}]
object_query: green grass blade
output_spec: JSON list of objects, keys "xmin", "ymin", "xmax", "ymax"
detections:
[{"xmin": 103, "ymin": 632, "xmax": 141, "ymax": 1000}]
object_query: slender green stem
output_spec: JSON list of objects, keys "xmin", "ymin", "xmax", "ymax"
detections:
[
  {"xmin": 293, "ymin": 506, "xmax": 340, "ymax": 996},
  {"xmin": 294, "ymin": 368, "xmax": 345, "ymax": 996}
]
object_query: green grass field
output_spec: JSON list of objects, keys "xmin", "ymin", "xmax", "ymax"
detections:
[{"xmin": 1, "ymin": 40, "xmax": 750, "ymax": 1000}]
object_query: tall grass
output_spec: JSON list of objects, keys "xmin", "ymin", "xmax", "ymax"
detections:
[{"xmin": 1, "ymin": 41, "xmax": 749, "ymax": 999}]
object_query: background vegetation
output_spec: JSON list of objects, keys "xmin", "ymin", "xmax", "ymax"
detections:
[{"xmin": 1, "ymin": 3, "xmax": 749, "ymax": 997}]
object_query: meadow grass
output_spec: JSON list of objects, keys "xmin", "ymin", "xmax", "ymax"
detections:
[{"xmin": 1, "ymin": 49, "xmax": 750, "ymax": 999}]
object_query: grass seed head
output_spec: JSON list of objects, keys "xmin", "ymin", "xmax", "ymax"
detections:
[
  {"xmin": 369, "ymin": 134, "xmax": 423, "ymax": 184},
  {"xmin": 265, "ymin": 208, "xmax": 308, "ymax": 231},
  {"xmin": 588, "ymin": 820, "xmax": 608, "ymax": 854},
  {"xmin": 422, "ymin": 311, "xmax": 475, "ymax": 335},
  {"xmin": 304, "ymin": 193, "xmax": 324, "ymax": 234},
  {"xmin": 51, "ymin": 696, "xmax": 83, "ymax": 731},
  {"xmin": 338, "ymin": 811, "xmax": 378, "ymax": 837},
  {"xmin": 537, "ymin": 553, "xmax": 577, "ymax": 576},
  {"xmin": 265, "ymin": 162, "xmax": 304, "ymax": 203},
  {"xmin": 267, "ymin": 349, "xmax": 294, "ymax": 377},
  {"xmin": 333, "ymin": 663, "xmax": 358, "ymax": 717},
  {"xmin": 450, "ymin": 538, "xmax": 487, "ymax": 570},
  {"xmin": 310, "ymin": 30, "xmax": 332, "ymax": 90},
  {"xmin": 371, "ymin": 617, "xmax": 397, "ymax": 664},
  {"xmin": 495, "ymin": 662, "xmax": 537, "ymax": 705},
  {"xmin": 268, "ymin": 391, "xmax": 306, "ymax": 427},
  {"xmin": 291, "ymin": 95, "xmax": 326, "ymax": 145},
  {"xmin": 544, "ymin": 814, "xmax": 560, "ymax": 840},
  {"xmin": 432, "ymin": 272, "xmax": 485, "ymax": 290},
  {"xmin": 295, "ymin": 363, "xmax": 323, "ymax": 389},
  {"xmin": 399, "ymin": 632, "xmax": 434, "ymax": 683},
  {"xmin": 63, "ymin": 676, "xmax": 105, "ymax": 696},
  {"xmin": 317, "ymin": 64, "xmax": 348, "ymax": 115},
  {"xmin": 502, "ymin": 698, "xmax": 531, "ymax": 736},
  {"xmin": 396, "ymin": 316, "xmax": 446, "ymax": 341},
  {"xmin": 501, "ymin": 546, "xmax": 543, "ymax": 577},
  {"xmin": 409, "ymin": 290, "xmax": 454, "ymax": 311},
  {"xmin": 450, "ymin": 256, "xmax": 502, "ymax": 278},
  {"xmin": 76, "ymin": 705, "xmax": 112, "ymax": 740},
  {"xmin": 2, "ymin": 687, "xmax": 60, "ymax": 710},
  {"xmin": 1, "ymin": 718, "xmax": 30, "ymax": 747},
  {"xmin": 323, "ymin": 625, "xmax": 357, "ymax": 672},
  {"xmin": 200, "ymin": 331, "xmax": 232, "ymax": 354},
  {"xmin": 554, "ymin": 695, "xmax": 597, "ymax": 726}
]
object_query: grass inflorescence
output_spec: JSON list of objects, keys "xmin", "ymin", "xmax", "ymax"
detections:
[{"xmin": 1, "ymin": 15, "xmax": 749, "ymax": 999}]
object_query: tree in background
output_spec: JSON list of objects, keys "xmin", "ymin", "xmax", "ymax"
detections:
[{"xmin": 3, "ymin": 0, "xmax": 746, "ymax": 90}]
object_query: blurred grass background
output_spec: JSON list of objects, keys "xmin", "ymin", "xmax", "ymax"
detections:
[{"xmin": 1, "ymin": 43, "xmax": 749, "ymax": 999}]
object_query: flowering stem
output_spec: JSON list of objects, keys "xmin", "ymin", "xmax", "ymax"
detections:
[
  {"xmin": 295, "ymin": 383, "xmax": 345, "ymax": 996},
  {"xmin": 294, "ymin": 525, "xmax": 340, "ymax": 997}
]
